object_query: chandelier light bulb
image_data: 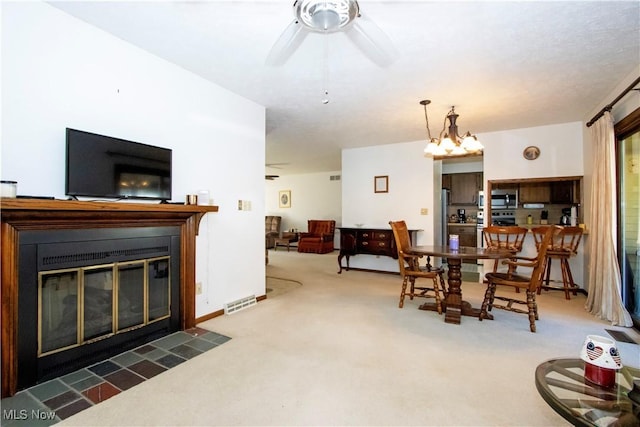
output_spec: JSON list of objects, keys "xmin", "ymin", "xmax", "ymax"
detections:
[{"xmin": 420, "ymin": 100, "xmax": 484, "ymax": 158}]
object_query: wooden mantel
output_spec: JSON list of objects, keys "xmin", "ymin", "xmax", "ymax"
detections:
[{"xmin": 0, "ymin": 198, "xmax": 218, "ymax": 397}]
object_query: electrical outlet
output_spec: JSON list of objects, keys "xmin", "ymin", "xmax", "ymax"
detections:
[
  {"xmin": 196, "ymin": 282, "xmax": 203, "ymax": 295},
  {"xmin": 421, "ymin": 208, "xmax": 428, "ymax": 215},
  {"xmin": 237, "ymin": 200, "xmax": 243, "ymax": 210}
]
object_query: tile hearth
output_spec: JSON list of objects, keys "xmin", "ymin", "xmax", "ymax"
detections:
[{"xmin": 1, "ymin": 327, "xmax": 231, "ymax": 426}]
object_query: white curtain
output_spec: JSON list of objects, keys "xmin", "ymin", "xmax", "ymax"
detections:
[{"xmin": 585, "ymin": 111, "xmax": 633, "ymax": 326}]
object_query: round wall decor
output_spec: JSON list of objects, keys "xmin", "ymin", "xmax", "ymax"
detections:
[{"xmin": 523, "ymin": 146, "xmax": 540, "ymax": 160}]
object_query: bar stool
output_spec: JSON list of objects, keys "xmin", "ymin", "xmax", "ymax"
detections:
[{"xmin": 532, "ymin": 226, "xmax": 583, "ymax": 299}]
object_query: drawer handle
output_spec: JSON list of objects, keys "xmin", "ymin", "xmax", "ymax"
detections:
[
  {"xmin": 362, "ymin": 233, "xmax": 370, "ymax": 238},
  {"xmin": 378, "ymin": 242, "xmax": 386, "ymax": 247},
  {"xmin": 378, "ymin": 233, "xmax": 387, "ymax": 238},
  {"xmin": 362, "ymin": 242, "xmax": 369, "ymax": 246}
]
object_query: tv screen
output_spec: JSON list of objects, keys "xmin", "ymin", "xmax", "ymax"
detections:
[{"xmin": 65, "ymin": 128, "xmax": 172, "ymax": 201}]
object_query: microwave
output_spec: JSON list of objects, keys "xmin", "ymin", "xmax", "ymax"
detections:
[{"xmin": 478, "ymin": 190, "xmax": 518, "ymax": 209}]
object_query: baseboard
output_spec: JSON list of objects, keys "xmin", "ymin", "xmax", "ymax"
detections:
[{"xmin": 195, "ymin": 308, "xmax": 224, "ymax": 324}]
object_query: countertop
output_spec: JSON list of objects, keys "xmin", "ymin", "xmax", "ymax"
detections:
[{"xmin": 447, "ymin": 222, "xmax": 478, "ymax": 227}]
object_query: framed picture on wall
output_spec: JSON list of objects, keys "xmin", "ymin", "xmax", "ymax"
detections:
[
  {"xmin": 279, "ymin": 190, "xmax": 291, "ymax": 208},
  {"xmin": 374, "ymin": 175, "xmax": 388, "ymax": 193}
]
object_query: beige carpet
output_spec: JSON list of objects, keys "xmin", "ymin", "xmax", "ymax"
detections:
[
  {"xmin": 60, "ymin": 250, "xmax": 640, "ymax": 426},
  {"xmin": 266, "ymin": 276, "xmax": 303, "ymax": 298}
]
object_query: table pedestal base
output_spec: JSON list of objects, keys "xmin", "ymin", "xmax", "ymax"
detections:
[{"xmin": 418, "ymin": 299, "xmax": 493, "ymax": 323}]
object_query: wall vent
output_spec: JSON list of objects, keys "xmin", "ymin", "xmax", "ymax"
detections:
[
  {"xmin": 224, "ymin": 295, "xmax": 257, "ymax": 315},
  {"xmin": 330, "ymin": 175, "xmax": 341, "ymax": 181}
]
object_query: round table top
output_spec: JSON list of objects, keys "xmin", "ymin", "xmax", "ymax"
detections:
[
  {"xmin": 409, "ymin": 245, "xmax": 514, "ymax": 260},
  {"xmin": 535, "ymin": 358, "xmax": 640, "ymax": 427}
]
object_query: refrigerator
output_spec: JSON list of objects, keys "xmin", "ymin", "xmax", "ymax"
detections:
[{"xmin": 439, "ymin": 189, "xmax": 449, "ymax": 246}]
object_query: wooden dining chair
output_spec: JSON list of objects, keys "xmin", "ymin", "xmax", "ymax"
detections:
[
  {"xmin": 389, "ymin": 220, "xmax": 446, "ymax": 312},
  {"xmin": 482, "ymin": 225, "xmax": 529, "ymax": 272},
  {"xmin": 479, "ymin": 225, "xmax": 560, "ymax": 332},
  {"xmin": 532, "ymin": 226, "xmax": 583, "ymax": 299}
]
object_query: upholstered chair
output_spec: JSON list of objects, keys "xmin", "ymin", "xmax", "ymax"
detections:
[
  {"xmin": 297, "ymin": 220, "xmax": 336, "ymax": 254},
  {"xmin": 265, "ymin": 216, "xmax": 282, "ymax": 249}
]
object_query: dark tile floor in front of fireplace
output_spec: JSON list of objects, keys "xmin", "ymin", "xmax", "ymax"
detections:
[{"xmin": 1, "ymin": 327, "xmax": 231, "ymax": 426}]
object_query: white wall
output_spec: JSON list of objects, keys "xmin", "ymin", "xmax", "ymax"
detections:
[
  {"xmin": 1, "ymin": 2, "xmax": 266, "ymax": 318},
  {"xmin": 482, "ymin": 121, "xmax": 584, "ymax": 184},
  {"xmin": 265, "ymin": 171, "xmax": 342, "ymax": 233},
  {"xmin": 341, "ymin": 140, "xmax": 437, "ymax": 272}
]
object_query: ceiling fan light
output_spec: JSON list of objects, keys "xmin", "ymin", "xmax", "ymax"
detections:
[{"xmin": 296, "ymin": 0, "xmax": 359, "ymax": 33}]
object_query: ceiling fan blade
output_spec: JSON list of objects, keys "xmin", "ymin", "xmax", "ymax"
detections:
[
  {"xmin": 266, "ymin": 20, "xmax": 309, "ymax": 66},
  {"xmin": 345, "ymin": 14, "xmax": 398, "ymax": 67}
]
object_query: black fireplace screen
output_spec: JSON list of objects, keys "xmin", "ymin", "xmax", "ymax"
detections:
[{"xmin": 38, "ymin": 257, "xmax": 170, "ymax": 357}]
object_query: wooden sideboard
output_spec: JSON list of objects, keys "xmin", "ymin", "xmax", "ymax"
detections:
[
  {"xmin": 0, "ymin": 198, "xmax": 218, "ymax": 397},
  {"xmin": 337, "ymin": 227, "xmax": 419, "ymax": 273}
]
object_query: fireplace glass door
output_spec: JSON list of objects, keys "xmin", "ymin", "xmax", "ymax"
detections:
[{"xmin": 38, "ymin": 257, "xmax": 170, "ymax": 357}]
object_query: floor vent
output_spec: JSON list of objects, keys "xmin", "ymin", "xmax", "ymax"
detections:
[
  {"xmin": 606, "ymin": 329, "xmax": 638, "ymax": 344},
  {"xmin": 224, "ymin": 295, "xmax": 257, "ymax": 315}
]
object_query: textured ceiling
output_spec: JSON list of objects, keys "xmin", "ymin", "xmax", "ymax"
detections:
[{"xmin": 50, "ymin": 1, "xmax": 640, "ymax": 175}]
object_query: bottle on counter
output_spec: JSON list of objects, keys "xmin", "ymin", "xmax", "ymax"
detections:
[{"xmin": 527, "ymin": 214, "xmax": 533, "ymax": 225}]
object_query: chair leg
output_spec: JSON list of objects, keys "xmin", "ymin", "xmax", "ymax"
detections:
[
  {"xmin": 409, "ymin": 276, "xmax": 416, "ymax": 300},
  {"xmin": 526, "ymin": 289, "xmax": 537, "ymax": 332},
  {"xmin": 538, "ymin": 257, "xmax": 552, "ymax": 295},
  {"xmin": 432, "ymin": 277, "xmax": 442, "ymax": 315},
  {"xmin": 399, "ymin": 276, "xmax": 409, "ymax": 308},
  {"xmin": 438, "ymin": 272, "xmax": 447, "ymax": 298},
  {"xmin": 479, "ymin": 282, "xmax": 496, "ymax": 321},
  {"xmin": 560, "ymin": 258, "xmax": 578, "ymax": 299}
]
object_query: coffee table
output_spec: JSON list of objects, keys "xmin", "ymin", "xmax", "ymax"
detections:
[
  {"xmin": 535, "ymin": 358, "xmax": 640, "ymax": 426},
  {"xmin": 274, "ymin": 232, "xmax": 298, "ymax": 251}
]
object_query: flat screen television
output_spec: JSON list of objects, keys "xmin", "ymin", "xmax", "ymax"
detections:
[{"xmin": 65, "ymin": 128, "xmax": 172, "ymax": 201}]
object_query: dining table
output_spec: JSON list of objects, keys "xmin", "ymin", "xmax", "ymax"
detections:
[{"xmin": 408, "ymin": 245, "xmax": 514, "ymax": 325}]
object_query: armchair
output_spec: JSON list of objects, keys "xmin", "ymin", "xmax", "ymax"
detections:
[
  {"xmin": 265, "ymin": 216, "xmax": 282, "ymax": 249},
  {"xmin": 297, "ymin": 220, "xmax": 336, "ymax": 254}
]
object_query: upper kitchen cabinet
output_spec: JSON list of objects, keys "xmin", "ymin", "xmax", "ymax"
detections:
[
  {"xmin": 519, "ymin": 182, "xmax": 551, "ymax": 203},
  {"xmin": 448, "ymin": 172, "xmax": 483, "ymax": 205},
  {"xmin": 551, "ymin": 180, "xmax": 579, "ymax": 204},
  {"xmin": 442, "ymin": 174, "xmax": 452, "ymax": 190}
]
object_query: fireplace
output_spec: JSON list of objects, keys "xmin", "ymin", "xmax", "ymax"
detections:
[
  {"xmin": 1, "ymin": 199, "xmax": 218, "ymax": 397},
  {"xmin": 17, "ymin": 227, "xmax": 181, "ymax": 390}
]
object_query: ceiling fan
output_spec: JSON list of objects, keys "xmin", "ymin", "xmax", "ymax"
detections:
[{"xmin": 266, "ymin": 0, "xmax": 398, "ymax": 67}]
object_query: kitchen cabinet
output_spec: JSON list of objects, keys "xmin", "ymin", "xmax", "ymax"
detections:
[
  {"xmin": 550, "ymin": 181, "xmax": 576, "ymax": 204},
  {"xmin": 519, "ymin": 182, "xmax": 551, "ymax": 203},
  {"xmin": 448, "ymin": 172, "xmax": 482, "ymax": 205},
  {"xmin": 442, "ymin": 174, "xmax": 452, "ymax": 190},
  {"xmin": 447, "ymin": 224, "xmax": 477, "ymax": 263}
]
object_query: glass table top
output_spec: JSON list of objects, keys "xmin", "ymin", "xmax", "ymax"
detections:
[{"xmin": 535, "ymin": 358, "xmax": 640, "ymax": 427}]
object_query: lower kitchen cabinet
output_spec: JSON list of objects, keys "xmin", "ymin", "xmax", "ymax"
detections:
[{"xmin": 448, "ymin": 224, "xmax": 477, "ymax": 263}]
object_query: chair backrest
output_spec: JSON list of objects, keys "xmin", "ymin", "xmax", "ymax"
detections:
[
  {"xmin": 389, "ymin": 220, "xmax": 413, "ymax": 274},
  {"xmin": 483, "ymin": 225, "xmax": 528, "ymax": 252},
  {"xmin": 552, "ymin": 226, "xmax": 583, "ymax": 254},
  {"xmin": 307, "ymin": 220, "xmax": 335, "ymax": 236},
  {"xmin": 528, "ymin": 225, "xmax": 562, "ymax": 291},
  {"xmin": 532, "ymin": 225, "xmax": 583, "ymax": 254},
  {"xmin": 265, "ymin": 216, "xmax": 281, "ymax": 234}
]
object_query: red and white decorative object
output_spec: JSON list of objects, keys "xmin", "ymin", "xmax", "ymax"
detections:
[{"xmin": 579, "ymin": 335, "xmax": 623, "ymax": 387}]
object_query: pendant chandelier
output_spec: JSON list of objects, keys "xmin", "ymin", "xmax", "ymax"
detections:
[{"xmin": 420, "ymin": 100, "xmax": 484, "ymax": 158}]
